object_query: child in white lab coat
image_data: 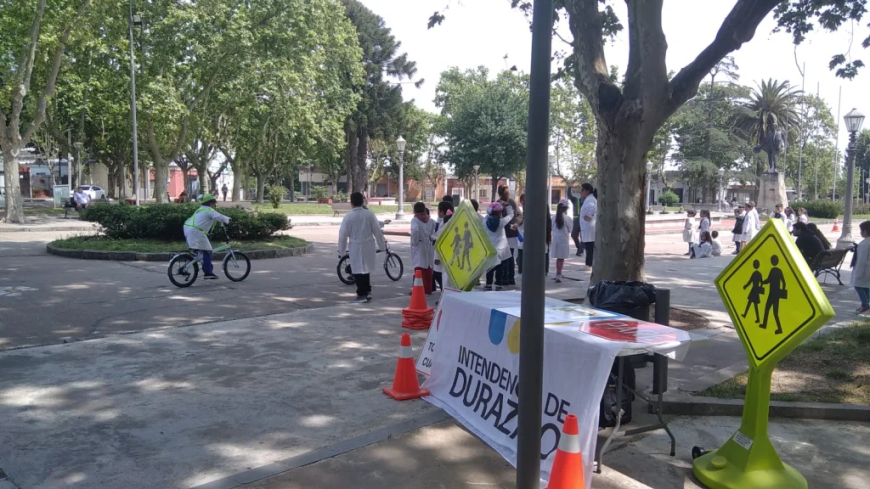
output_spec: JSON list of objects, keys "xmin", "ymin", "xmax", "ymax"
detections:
[
  {"xmin": 682, "ymin": 210, "xmax": 697, "ymax": 256},
  {"xmin": 410, "ymin": 202, "xmax": 436, "ymax": 294},
  {"xmin": 710, "ymin": 230, "xmax": 723, "ymax": 256},
  {"xmin": 431, "ymin": 201, "xmax": 454, "ymax": 291},
  {"xmin": 551, "ymin": 199, "xmax": 572, "ymax": 282}
]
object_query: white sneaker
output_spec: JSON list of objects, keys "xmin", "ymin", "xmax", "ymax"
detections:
[{"xmin": 555, "ymin": 274, "xmax": 563, "ymax": 283}]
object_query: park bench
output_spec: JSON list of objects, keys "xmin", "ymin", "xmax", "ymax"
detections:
[
  {"xmin": 331, "ymin": 202, "xmax": 352, "ymax": 216},
  {"xmin": 63, "ymin": 197, "xmax": 78, "ymax": 218},
  {"xmin": 808, "ymin": 247, "xmax": 850, "ymax": 285}
]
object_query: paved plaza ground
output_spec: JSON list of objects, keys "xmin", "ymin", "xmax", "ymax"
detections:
[{"xmin": 0, "ymin": 217, "xmax": 867, "ymax": 488}]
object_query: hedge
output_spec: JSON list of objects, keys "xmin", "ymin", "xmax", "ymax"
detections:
[
  {"xmin": 81, "ymin": 203, "xmax": 290, "ymax": 241},
  {"xmin": 790, "ymin": 200, "xmax": 844, "ymax": 219}
]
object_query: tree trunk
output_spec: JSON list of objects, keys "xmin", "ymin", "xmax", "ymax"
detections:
[
  {"xmin": 198, "ymin": 172, "xmax": 207, "ymax": 195},
  {"xmin": 491, "ymin": 175, "xmax": 499, "ymax": 203},
  {"xmin": 346, "ymin": 126, "xmax": 357, "ymax": 193},
  {"xmin": 593, "ymin": 122, "xmax": 650, "ymax": 284},
  {"xmin": 2, "ymin": 146, "xmax": 25, "ymax": 223},
  {"xmin": 153, "ymin": 160, "xmax": 168, "ymax": 202},
  {"xmin": 118, "ymin": 163, "xmax": 127, "ymax": 199},
  {"xmin": 352, "ymin": 129, "xmax": 368, "ymax": 193},
  {"xmin": 255, "ymin": 174, "xmax": 265, "ymax": 204},
  {"xmin": 232, "ymin": 165, "xmax": 242, "ymax": 201},
  {"xmin": 288, "ymin": 172, "xmax": 295, "ymax": 202}
]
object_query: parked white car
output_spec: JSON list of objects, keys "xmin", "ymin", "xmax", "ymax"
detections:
[{"xmin": 80, "ymin": 185, "xmax": 106, "ymax": 200}]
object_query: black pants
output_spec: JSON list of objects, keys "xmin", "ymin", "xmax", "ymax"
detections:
[
  {"xmin": 353, "ymin": 273, "xmax": 371, "ymax": 297},
  {"xmin": 432, "ymin": 270, "xmax": 443, "ymax": 291},
  {"xmin": 584, "ymin": 242, "xmax": 595, "ymax": 267},
  {"xmin": 572, "ymin": 217, "xmax": 582, "ymax": 252},
  {"xmin": 486, "ymin": 263, "xmax": 503, "ymax": 286},
  {"xmin": 504, "ymin": 250, "xmax": 516, "ymax": 284}
]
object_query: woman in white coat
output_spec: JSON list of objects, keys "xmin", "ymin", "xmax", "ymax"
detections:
[
  {"xmin": 579, "ymin": 183, "xmax": 597, "ymax": 272},
  {"xmin": 551, "ymin": 199, "xmax": 572, "ymax": 282},
  {"xmin": 851, "ymin": 221, "xmax": 870, "ymax": 313},
  {"xmin": 410, "ymin": 202, "xmax": 436, "ymax": 294},
  {"xmin": 484, "ymin": 201, "xmax": 514, "ymax": 290},
  {"xmin": 338, "ymin": 192, "xmax": 387, "ymax": 303}
]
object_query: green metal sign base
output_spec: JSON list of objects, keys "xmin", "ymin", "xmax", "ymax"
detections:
[{"xmin": 692, "ymin": 364, "xmax": 807, "ymax": 489}]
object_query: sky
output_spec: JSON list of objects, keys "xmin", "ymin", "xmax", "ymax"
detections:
[{"xmin": 360, "ymin": 0, "xmax": 870, "ymax": 154}]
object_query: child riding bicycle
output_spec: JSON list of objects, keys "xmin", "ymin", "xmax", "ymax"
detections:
[{"xmin": 183, "ymin": 194, "xmax": 231, "ymax": 280}]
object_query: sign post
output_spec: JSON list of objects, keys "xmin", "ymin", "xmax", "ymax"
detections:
[{"xmin": 693, "ymin": 218, "xmax": 835, "ymax": 488}]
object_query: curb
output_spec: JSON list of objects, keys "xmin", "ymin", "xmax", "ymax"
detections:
[
  {"xmin": 46, "ymin": 242, "xmax": 314, "ymax": 262},
  {"xmin": 660, "ymin": 394, "xmax": 870, "ymax": 421}
]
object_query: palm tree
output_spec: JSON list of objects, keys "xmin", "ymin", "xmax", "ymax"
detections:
[{"xmin": 737, "ymin": 79, "xmax": 801, "ymax": 152}]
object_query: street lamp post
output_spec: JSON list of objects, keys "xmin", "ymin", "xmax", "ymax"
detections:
[
  {"xmin": 395, "ymin": 135, "xmax": 406, "ymax": 220},
  {"xmin": 718, "ymin": 167, "xmax": 725, "ymax": 213},
  {"xmin": 837, "ymin": 108, "xmax": 865, "ymax": 249},
  {"xmin": 472, "ymin": 164, "xmax": 480, "ymax": 202},
  {"xmin": 129, "ymin": 2, "xmax": 142, "ymax": 205}
]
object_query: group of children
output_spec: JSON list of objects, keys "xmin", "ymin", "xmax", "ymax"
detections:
[
  {"xmin": 409, "ymin": 183, "xmax": 598, "ymax": 292},
  {"xmin": 682, "ymin": 209, "xmax": 723, "ymax": 259}
]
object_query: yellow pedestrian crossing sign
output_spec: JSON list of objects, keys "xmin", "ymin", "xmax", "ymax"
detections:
[
  {"xmin": 435, "ymin": 200, "xmax": 497, "ymax": 291},
  {"xmin": 715, "ymin": 218, "xmax": 835, "ymax": 368}
]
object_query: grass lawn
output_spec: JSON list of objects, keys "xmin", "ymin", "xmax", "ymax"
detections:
[
  {"xmin": 50, "ymin": 235, "xmax": 308, "ymax": 253},
  {"xmin": 253, "ymin": 202, "xmax": 414, "ymax": 215},
  {"xmin": 700, "ymin": 321, "xmax": 870, "ymax": 404}
]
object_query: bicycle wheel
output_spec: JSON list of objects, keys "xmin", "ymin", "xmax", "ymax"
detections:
[
  {"xmin": 337, "ymin": 255, "xmax": 355, "ymax": 285},
  {"xmin": 168, "ymin": 254, "xmax": 199, "ymax": 288},
  {"xmin": 223, "ymin": 251, "xmax": 251, "ymax": 282},
  {"xmin": 384, "ymin": 251, "xmax": 404, "ymax": 281}
]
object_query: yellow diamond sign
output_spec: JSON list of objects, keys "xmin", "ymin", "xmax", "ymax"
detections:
[
  {"xmin": 435, "ymin": 200, "xmax": 497, "ymax": 291},
  {"xmin": 716, "ymin": 218, "xmax": 835, "ymax": 368}
]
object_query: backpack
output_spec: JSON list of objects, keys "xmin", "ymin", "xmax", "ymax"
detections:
[{"xmin": 599, "ymin": 359, "xmax": 635, "ymax": 428}]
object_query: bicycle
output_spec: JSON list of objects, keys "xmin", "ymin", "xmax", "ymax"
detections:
[
  {"xmin": 337, "ymin": 242, "xmax": 404, "ymax": 285},
  {"xmin": 167, "ymin": 224, "xmax": 251, "ymax": 287}
]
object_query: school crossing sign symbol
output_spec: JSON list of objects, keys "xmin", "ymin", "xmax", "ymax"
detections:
[
  {"xmin": 435, "ymin": 200, "xmax": 497, "ymax": 291},
  {"xmin": 715, "ymin": 218, "xmax": 835, "ymax": 367}
]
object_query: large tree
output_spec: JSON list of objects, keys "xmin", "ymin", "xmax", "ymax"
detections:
[
  {"xmin": 436, "ymin": 67, "xmax": 529, "ymax": 198},
  {"xmin": 341, "ymin": 0, "xmax": 418, "ymax": 193},
  {"xmin": 431, "ymin": 0, "xmax": 869, "ymax": 282},
  {"xmin": 1, "ymin": 0, "xmax": 92, "ymax": 222}
]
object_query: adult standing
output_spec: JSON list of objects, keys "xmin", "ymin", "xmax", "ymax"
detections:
[
  {"xmin": 566, "ymin": 185, "xmax": 584, "ymax": 256},
  {"xmin": 741, "ymin": 201, "xmax": 760, "ymax": 248},
  {"xmin": 338, "ymin": 192, "xmax": 387, "ymax": 303},
  {"xmin": 221, "ymin": 184, "xmax": 229, "ymax": 202},
  {"xmin": 499, "ymin": 186, "xmax": 521, "ymax": 286},
  {"xmin": 850, "ymin": 221, "xmax": 870, "ymax": 313},
  {"xmin": 579, "ymin": 183, "xmax": 597, "ymax": 274}
]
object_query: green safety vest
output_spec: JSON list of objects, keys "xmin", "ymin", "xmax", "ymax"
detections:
[{"xmin": 184, "ymin": 207, "xmax": 215, "ymax": 233}]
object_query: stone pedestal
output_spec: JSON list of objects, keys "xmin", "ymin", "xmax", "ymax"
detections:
[{"xmin": 757, "ymin": 172, "xmax": 788, "ymax": 213}]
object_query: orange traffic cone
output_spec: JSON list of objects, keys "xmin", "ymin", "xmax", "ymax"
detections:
[
  {"xmin": 547, "ymin": 414, "xmax": 586, "ymax": 489},
  {"xmin": 403, "ymin": 269, "xmax": 434, "ymax": 330},
  {"xmin": 383, "ymin": 333, "xmax": 430, "ymax": 401},
  {"xmin": 833, "ymin": 217, "xmax": 840, "ymax": 232}
]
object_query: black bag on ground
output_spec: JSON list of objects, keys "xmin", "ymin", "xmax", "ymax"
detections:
[
  {"xmin": 587, "ymin": 280, "xmax": 657, "ymax": 320},
  {"xmin": 599, "ymin": 359, "xmax": 635, "ymax": 429}
]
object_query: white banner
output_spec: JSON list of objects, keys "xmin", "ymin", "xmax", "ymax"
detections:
[{"xmin": 421, "ymin": 293, "xmax": 624, "ymax": 487}]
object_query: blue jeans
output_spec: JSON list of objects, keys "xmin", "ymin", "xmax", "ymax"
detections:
[
  {"xmin": 856, "ymin": 287, "xmax": 870, "ymax": 307},
  {"xmin": 202, "ymin": 251, "xmax": 214, "ymax": 275}
]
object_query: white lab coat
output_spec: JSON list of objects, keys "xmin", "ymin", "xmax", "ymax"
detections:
[
  {"xmin": 183, "ymin": 206, "xmax": 231, "ymax": 251},
  {"xmin": 711, "ymin": 239, "xmax": 723, "ymax": 256},
  {"xmin": 550, "ymin": 214, "xmax": 572, "ymax": 259},
  {"xmin": 411, "ymin": 217, "xmax": 436, "ymax": 269},
  {"xmin": 579, "ymin": 194, "xmax": 597, "ymax": 243},
  {"xmin": 682, "ymin": 216, "xmax": 697, "ymax": 243},
  {"xmin": 851, "ymin": 238, "xmax": 870, "ymax": 288},
  {"xmin": 338, "ymin": 207, "xmax": 386, "ymax": 275},
  {"xmin": 433, "ymin": 217, "xmax": 444, "ymax": 272},
  {"xmin": 485, "ymin": 206, "xmax": 514, "ymax": 262},
  {"xmin": 73, "ymin": 191, "xmax": 91, "ymax": 206},
  {"xmin": 691, "ymin": 241, "xmax": 713, "ymax": 258},
  {"xmin": 743, "ymin": 208, "xmax": 760, "ymax": 241}
]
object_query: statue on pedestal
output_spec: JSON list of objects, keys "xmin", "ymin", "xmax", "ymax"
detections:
[{"xmin": 754, "ymin": 113, "xmax": 785, "ymax": 173}]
